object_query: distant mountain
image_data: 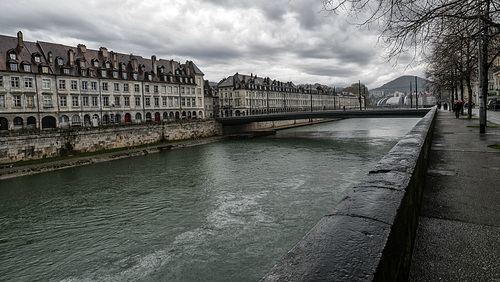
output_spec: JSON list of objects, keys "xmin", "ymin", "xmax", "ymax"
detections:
[{"xmin": 370, "ymin": 76, "xmax": 430, "ymax": 96}]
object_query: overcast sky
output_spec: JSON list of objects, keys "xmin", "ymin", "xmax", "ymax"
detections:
[{"xmin": 0, "ymin": 0, "xmax": 425, "ymax": 89}]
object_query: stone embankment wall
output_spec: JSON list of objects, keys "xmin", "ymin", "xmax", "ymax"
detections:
[
  {"xmin": 0, "ymin": 120, "xmax": 223, "ymax": 164},
  {"xmin": 261, "ymin": 107, "xmax": 437, "ymax": 281}
]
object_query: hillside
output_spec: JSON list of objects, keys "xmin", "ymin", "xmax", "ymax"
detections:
[{"xmin": 371, "ymin": 76, "xmax": 429, "ymax": 96}]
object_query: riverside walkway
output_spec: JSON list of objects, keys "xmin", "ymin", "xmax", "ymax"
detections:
[{"xmin": 409, "ymin": 108, "xmax": 500, "ymax": 281}]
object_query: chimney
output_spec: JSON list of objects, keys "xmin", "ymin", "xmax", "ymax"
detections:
[
  {"xmin": 68, "ymin": 49, "xmax": 74, "ymax": 66},
  {"xmin": 112, "ymin": 52, "xmax": 118, "ymax": 69},
  {"xmin": 131, "ymin": 54, "xmax": 138, "ymax": 72},
  {"xmin": 170, "ymin": 60, "xmax": 175, "ymax": 74},
  {"xmin": 78, "ymin": 44, "xmax": 86, "ymax": 53},
  {"xmin": 152, "ymin": 55, "xmax": 157, "ymax": 75},
  {"xmin": 99, "ymin": 47, "xmax": 109, "ymax": 58},
  {"xmin": 17, "ymin": 31, "xmax": 24, "ymax": 48}
]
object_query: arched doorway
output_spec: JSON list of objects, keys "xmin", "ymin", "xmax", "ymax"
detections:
[
  {"xmin": 27, "ymin": 116, "xmax": 36, "ymax": 129},
  {"xmin": 42, "ymin": 116, "xmax": 56, "ymax": 129},
  {"xmin": 198, "ymin": 111, "xmax": 203, "ymax": 119},
  {"xmin": 192, "ymin": 111, "xmax": 197, "ymax": 119},
  {"xmin": 146, "ymin": 112, "xmax": 152, "ymax": 122},
  {"xmin": 71, "ymin": 115, "xmax": 81, "ymax": 126},
  {"xmin": 115, "ymin": 114, "xmax": 121, "ymax": 124},
  {"xmin": 102, "ymin": 114, "xmax": 110, "ymax": 125},
  {"xmin": 13, "ymin": 117, "xmax": 23, "ymax": 129},
  {"xmin": 154, "ymin": 112, "xmax": 160, "ymax": 122},
  {"xmin": 84, "ymin": 114, "xmax": 91, "ymax": 126},
  {"xmin": 125, "ymin": 113, "xmax": 131, "ymax": 123},
  {"xmin": 92, "ymin": 114, "xmax": 100, "ymax": 127},
  {"xmin": 135, "ymin": 113, "xmax": 142, "ymax": 122},
  {"xmin": 175, "ymin": 111, "xmax": 180, "ymax": 119},
  {"xmin": 163, "ymin": 112, "xmax": 168, "ymax": 120},
  {"xmin": 0, "ymin": 117, "xmax": 8, "ymax": 130},
  {"xmin": 187, "ymin": 111, "xmax": 191, "ymax": 119}
]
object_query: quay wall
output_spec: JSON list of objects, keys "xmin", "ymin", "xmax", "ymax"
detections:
[
  {"xmin": 0, "ymin": 120, "xmax": 223, "ymax": 164},
  {"xmin": 261, "ymin": 107, "xmax": 437, "ymax": 281}
]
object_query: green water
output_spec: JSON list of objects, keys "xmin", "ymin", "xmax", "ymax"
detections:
[{"xmin": 0, "ymin": 118, "xmax": 419, "ymax": 281}]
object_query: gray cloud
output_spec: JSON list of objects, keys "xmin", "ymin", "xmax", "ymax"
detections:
[{"xmin": 0, "ymin": 0, "xmax": 425, "ymax": 89}]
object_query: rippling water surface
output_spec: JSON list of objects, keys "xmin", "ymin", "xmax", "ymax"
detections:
[{"xmin": 0, "ymin": 118, "xmax": 419, "ymax": 281}]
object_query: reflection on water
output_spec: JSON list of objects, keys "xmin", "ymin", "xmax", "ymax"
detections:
[{"xmin": 0, "ymin": 118, "xmax": 419, "ymax": 281}]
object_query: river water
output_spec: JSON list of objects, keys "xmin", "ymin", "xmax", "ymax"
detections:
[{"xmin": 0, "ymin": 118, "xmax": 419, "ymax": 282}]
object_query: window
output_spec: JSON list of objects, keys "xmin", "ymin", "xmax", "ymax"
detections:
[
  {"xmin": 57, "ymin": 58, "xmax": 64, "ymax": 65},
  {"xmin": 133, "ymin": 73, "xmax": 138, "ymax": 80},
  {"xmin": 145, "ymin": 97, "xmax": 150, "ymax": 106},
  {"xmin": 92, "ymin": 96, "xmax": 98, "ymax": 107},
  {"xmin": 24, "ymin": 78, "xmax": 33, "ymax": 88},
  {"xmin": 71, "ymin": 80, "xmax": 78, "ymax": 90},
  {"xmin": 135, "ymin": 97, "xmax": 141, "ymax": 106},
  {"xmin": 101, "ymin": 70, "xmax": 107, "ymax": 77},
  {"xmin": 187, "ymin": 98, "xmax": 190, "ymax": 107},
  {"xmin": 114, "ymin": 97, "xmax": 120, "ymax": 106},
  {"xmin": 0, "ymin": 76, "xmax": 2, "ymax": 87},
  {"xmin": 72, "ymin": 96, "xmax": 79, "ymax": 107},
  {"xmin": 103, "ymin": 96, "xmax": 109, "ymax": 106},
  {"xmin": 114, "ymin": 83, "xmax": 119, "ymax": 92},
  {"xmin": 192, "ymin": 98, "xmax": 196, "ymax": 107},
  {"xmin": 59, "ymin": 95, "xmax": 67, "ymax": 107},
  {"xmin": 43, "ymin": 95, "xmax": 52, "ymax": 107},
  {"xmin": 181, "ymin": 97, "xmax": 186, "ymax": 106},
  {"xmin": 145, "ymin": 85, "xmax": 150, "ymax": 93},
  {"xmin": 123, "ymin": 83, "xmax": 129, "ymax": 92},
  {"xmin": 82, "ymin": 96, "xmax": 89, "ymax": 107},
  {"xmin": 105, "ymin": 62, "xmax": 110, "ymax": 68},
  {"xmin": 82, "ymin": 81, "xmax": 88, "ymax": 90},
  {"xmin": 154, "ymin": 97, "xmax": 159, "ymax": 106},
  {"xmin": 23, "ymin": 64, "xmax": 31, "ymax": 72},
  {"xmin": 91, "ymin": 81, "xmax": 97, "ymax": 91},
  {"xmin": 122, "ymin": 72, "xmax": 127, "ymax": 79},
  {"xmin": 41, "ymin": 66, "xmax": 49, "ymax": 73},
  {"xmin": 41, "ymin": 79, "xmax": 50, "ymax": 89},
  {"xmin": 168, "ymin": 86, "xmax": 172, "ymax": 94},
  {"xmin": 58, "ymin": 80, "xmax": 66, "ymax": 90},
  {"xmin": 154, "ymin": 85, "xmax": 159, "ymax": 93},
  {"xmin": 11, "ymin": 77, "xmax": 20, "ymax": 88},
  {"xmin": 148, "ymin": 74, "xmax": 152, "ymax": 81},
  {"xmin": 93, "ymin": 60, "xmax": 99, "ymax": 67},
  {"xmin": 80, "ymin": 61, "xmax": 85, "ymax": 68},
  {"xmin": 0, "ymin": 95, "xmax": 5, "ymax": 107},
  {"xmin": 124, "ymin": 97, "xmax": 130, "ymax": 106},
  {"xmin": 113, "ymin": 71, "xmax": 118, "ymax": 79},
  {"xmin": 9, "ymin": 53, "xmax": 17, "ymax": 60},
  {"xmin": 162, "ymin": 97, "xmax": 167, "ymax": 106},
  {"xmin": 134, "ymin": 84, "xmax": 140, "ymax": 92},
  {"xmin": 34, "ymin": 56, "xmax": 41, "ymax": 63},
  {"xmin": 13, "ymin": 95, "xmax": 21, "ymax": 107},
  {"xmin": 162, "ymin": 86, "xmax": 166, "ymax": 93},
  {"xmin": 168, "ymin": 97, "xmax": 173, "ymax": 107},
  {"xmin": 102, "ymin": 82, "xmax": 108, "ymax": 91}
]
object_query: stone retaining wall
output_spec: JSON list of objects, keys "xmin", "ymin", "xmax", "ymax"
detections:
[
  {"xmin": 0, "ymin": 120, "xmax": 223, "ymax": 164},
  {"xmin": 261, "ymin": 107, "xmax": 437, "ymax": 281}
]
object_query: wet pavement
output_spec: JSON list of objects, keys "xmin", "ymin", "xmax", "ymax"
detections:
[{"xmin": 409, "ymin": 108, "xmax": 500, "ymax": 281}]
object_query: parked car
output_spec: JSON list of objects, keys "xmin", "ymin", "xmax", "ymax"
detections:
[{"xmin": 487, "ymin": 100, "xmax": 500, "ymax": 110}]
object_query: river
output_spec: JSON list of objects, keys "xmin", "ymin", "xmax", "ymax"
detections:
[{"xmin": 0, "ymin": 118, "xmax": 419, "ymax": 281}]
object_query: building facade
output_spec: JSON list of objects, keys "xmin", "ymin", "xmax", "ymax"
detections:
[
  {"xmin": 0, "ymin": 31, "xmax": 205, "ymax": 131},
  {"xmin": 216, "ymin": 73, "xmax": 361, "ymax": 117}
]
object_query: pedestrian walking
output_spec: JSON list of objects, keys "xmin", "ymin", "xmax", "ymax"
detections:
[{"xmin": 454, "ymin": 100, "xmax": 464, "ymax": 118}]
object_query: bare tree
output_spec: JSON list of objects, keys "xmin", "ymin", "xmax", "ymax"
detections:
[{"xmin": 323, "ymin": 0, "xmax": 500, "ymax": 132}]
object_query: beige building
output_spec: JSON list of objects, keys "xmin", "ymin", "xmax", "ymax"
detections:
[{"xmin": 0, "ymin": 31, "xmax": 205, "ymax": 131}]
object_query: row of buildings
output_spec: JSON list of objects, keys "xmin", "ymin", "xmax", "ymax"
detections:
[{"xmin": 0, "ymin": 31, "xmax": 362, "ymax": 131}]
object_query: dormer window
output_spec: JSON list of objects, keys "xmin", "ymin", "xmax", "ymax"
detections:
[
  {"xmin": 9, "ymin": 53, "xmax": 17, "ymax": 60},
  {"xmin": 63, "ymin": 68, "xmax": 70, "ymax": 75},
  {"xmin": 132, "ymin": 73, "xmax": 138, "ymax": 80},
  {"xmin": 122, "ymin": 72, "xmax": 127, "ymax": 79},
  {"xmin": 93, "ymin": 60, "xmax": 99, "ymax": 67},
  {"xmin": 34, "ymin": 56, "xmax": 41, "ymax": 63},
  {"xmin": 10, "ymin": 63, "xmax": 18, "ymax": 71},
  {"xmin": 105, "ymin": 61, "xmax": 111, "ymax": 68},
  {"xmin": 101, "ymin": 69, "xmax": 107, "ymax": 77},
  {"xmin": 113, "ymin": 71, "xmax": 118, "ymax": 78},
  {"xmin": 148, "ymin": 74, "xmax": 152, "ymax": 81},
  {"xmin": 23, "ymin": 64, "xmax": 31, "ymax": 72},
  {"xmin": 41, "ymin": 66, "xmax": 49, "ymax": 73},
  {"xmin": 57, "ymin": 57, "xmax": 64, "ymax": 66},
  {"xmin": 80, "ymin": 61, "xmax": 85, "ymax": 68}
]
